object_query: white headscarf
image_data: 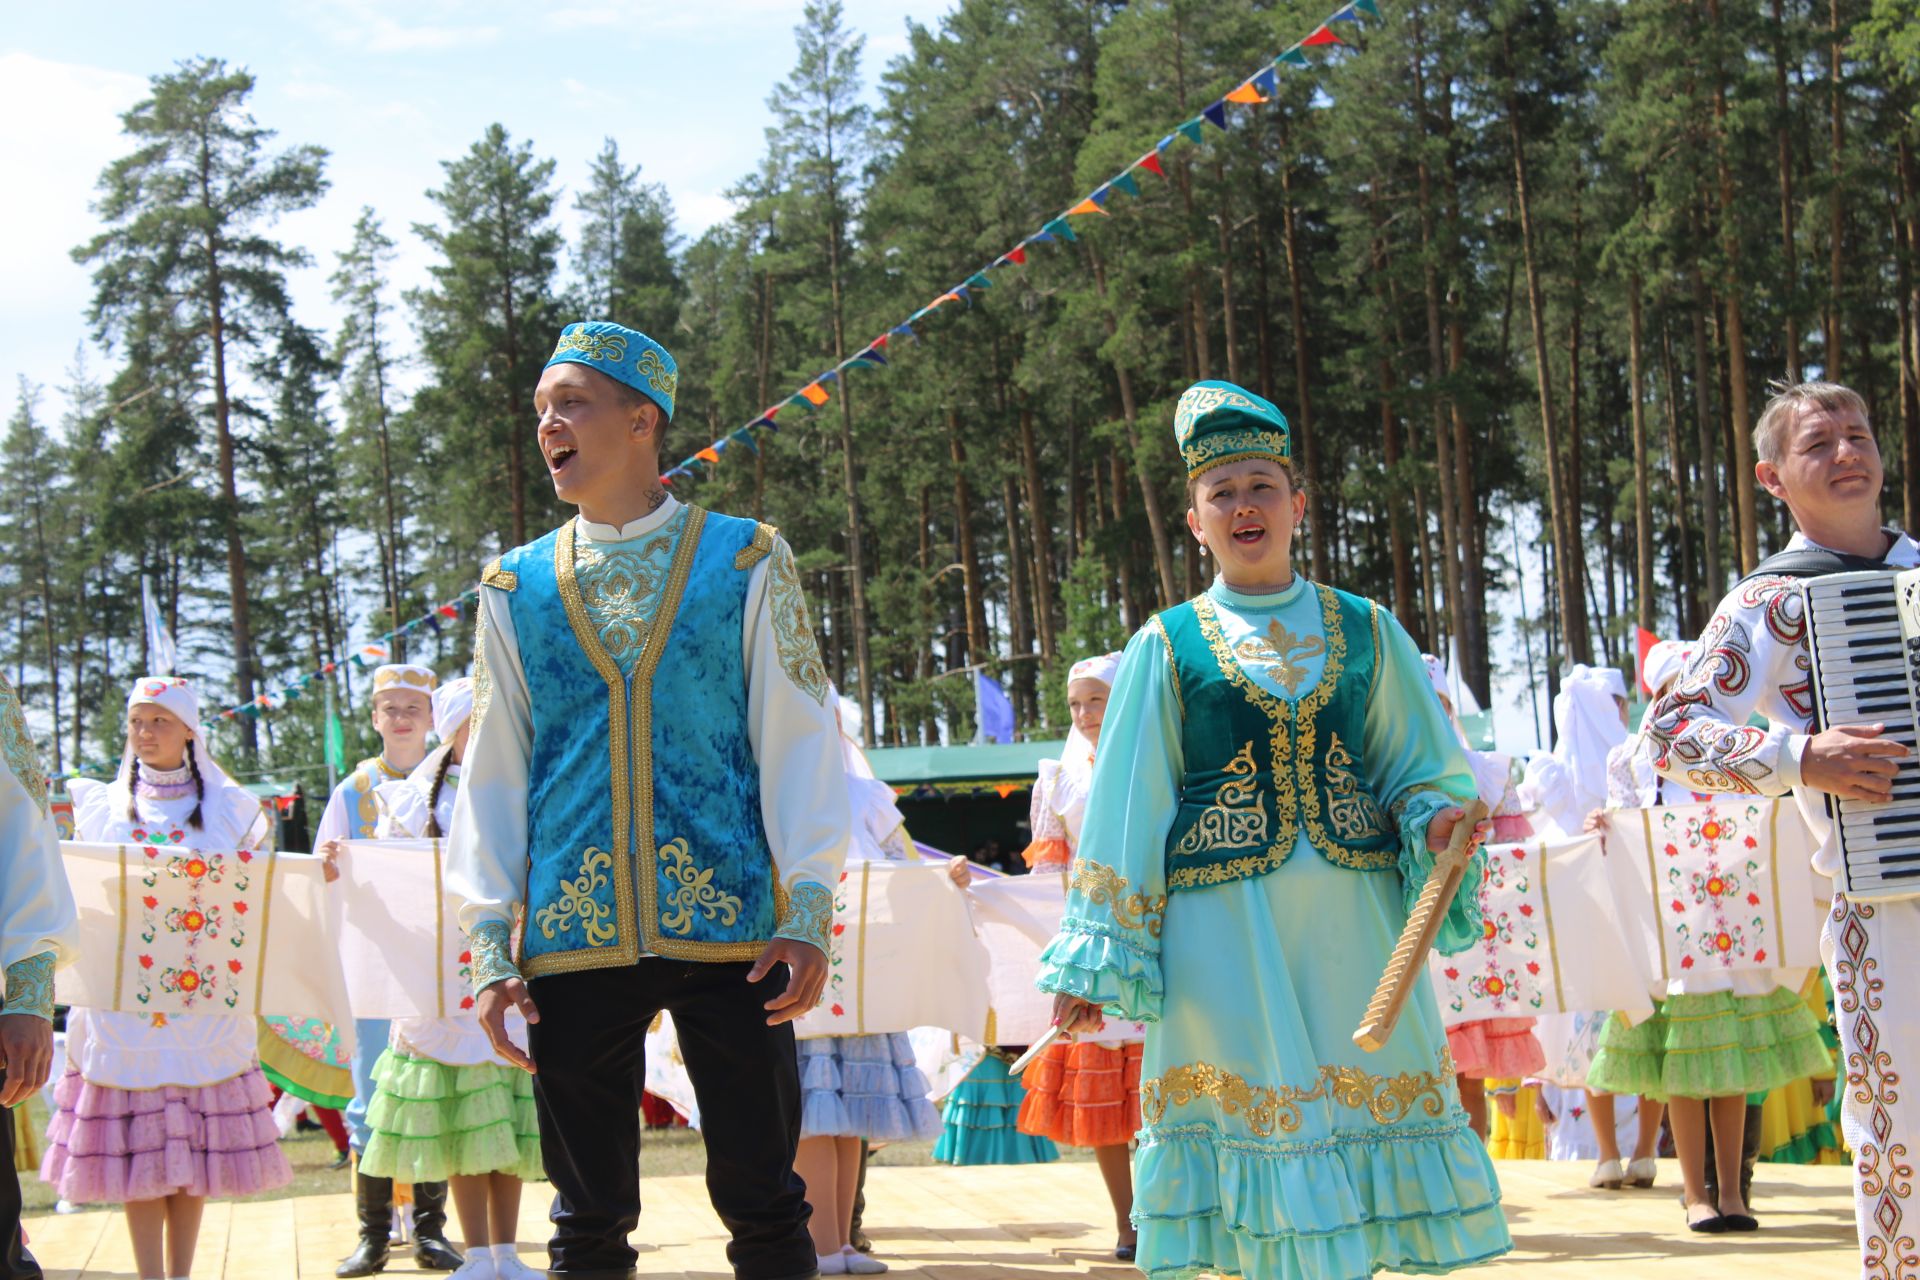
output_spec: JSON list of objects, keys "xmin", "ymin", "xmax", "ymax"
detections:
[
  {"xmin": 432, "ymin": 677, "xmax": 474, "ymax": 742},
  {"xmin": 1642, "ymin": 640, "xmax": 1692, "ymax": 700},
  {"xmin": 111, "ymin": 676, "xmax": 264, "ymax": 848},
  {"xmin": 1068, "ymin": 651, "xmax": 1122, "ymax": 689},
  {"xmin": 1546, "ymin": 664, "xmax": 1629, "ymax": 826}
]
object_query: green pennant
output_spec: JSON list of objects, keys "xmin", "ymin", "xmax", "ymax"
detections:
[
  {"xmin": 1111, "ymin": 171, "xmax": 1140, "ymax": 198},
  {"xmin": 1354, "ymin": 0, "xmax": 1380, "ymax": 13},
  {"xmin": 325, "ymin": 710, "xmax": 348, "ymax": 774},
  {"xmin": 965, "ymin": 271, "xmax": 992, "ymax": 290},
  {"xmin": 1042, "ymin": 217, "xmax": 1076, "ymax": 242},
  {"xmin": 1177, "ymin": 118, "xmax": 1206, "ymax": 144},
  {"xmin": 1277, "ymin": 47, "xmax": 1309, "ymax": 66}
]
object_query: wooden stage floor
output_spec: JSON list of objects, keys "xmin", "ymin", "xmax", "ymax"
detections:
[{"xmin": 25, "ymin": 1157, "xmax": 1860, "ymax": 1279}]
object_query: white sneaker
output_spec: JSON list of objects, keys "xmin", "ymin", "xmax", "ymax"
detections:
[
  {"xmin": 1625, "ymin": 1156, "xmax": 1658, "ymax": 1188},
  {"xmin": 447, "ymin": 1255, "xmax": 494, "ymax": 1280},
  {"xmin": 815, "ymin": 1253, "xmax": 848, "ymax": 1276},
  {"xmin": 839, "ymin": 1247, "xmax": 887, "ymax": 1274},
  {"xmin": 492, "ymin": 1251, "xmax": 542, "ymax": 1280},
  {"xmin": 1588, "ymin": 1157, "xmax": 1624, "ymax": 1189}
]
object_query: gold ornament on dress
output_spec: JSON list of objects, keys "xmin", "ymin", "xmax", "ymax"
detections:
[
  {"xmin": 1323, "ymin": 730, "xmax": 1388, "ymax": 842},
  {"xmin": 1069, "ymin": 858, "xmax": 1167, "ymax": 937},
  {"xmin": 1140, "ymin": 1049, "xmax": 1456, "ymax": 1138},
  {"xmin": 1169, "ymin": 741, "xmax": 1269, "ymax": 859},
  {"xmin": 767, "ymin": 541, "xmax": 830, "ymax": 705},
  {"xmin": 0, "ymin": 672, "xmax": 49, "ymax": 818},
  {"xmin": 775, "ymin": 881, "xmax": 834, "ymax": 953},
  {"xmin": 1234, "ymin": 618, "xmax": 1326, "ymax": 696}
]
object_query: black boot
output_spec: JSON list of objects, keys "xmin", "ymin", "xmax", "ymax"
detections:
[
  {"xmin": 336, "ymin": 1172, "xmax": 393, "ymax": 1278},
  {"xmin": 411, "ymin": 1182, "xmax": 464, "ymax": 1271}
]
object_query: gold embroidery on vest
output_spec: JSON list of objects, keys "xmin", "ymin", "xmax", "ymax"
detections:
[
  {"xmin": 1187, "ymin": 595, "xmax": 1297, "ymax": 885},
  {"xmin": 735, "ymin": 522, "xmax": 777, "ymax": 570},
  {"xmin": 1150, "ymin": 616, "xmax": 1185, "ymax": 720},
  {"xmin": 1323, "ymin": 731, "xmax": 1388, "ymax": 842},
  {"xmin": 1169, "ymin": 741, "xmax": 1269, "ymax": 859},
  {"xmin": 658, "ymin": 837, "xmax": 743, "ymax": 935},
  {"xmin": 1140, "ymin": 1049, "xmax": 1456, "ymax": 1139},
  {"xmin": 0, "ymin": 673, "xmax": 48, "ymax": 818},
  {"xmin": 1069, "ymin": 858, "xmax": 1167, "ymax": 937},
  {"xmin": 535, "ymin": 847, "xmax": 619, "ymax": 947},
  {"xmin": 481, "ymin": 558, "xmax": 518, "ymax": 592},
  {"xmin": 1234, "ymin": 618, "xmax": 1326, "ymax": 696},
  {"xmin": 572, "ymin": 510, "xmax": 684, "ymax": 673},
  {"xmin": 470, "ymin": 603, "xmax": 494, "ymax": 741}
]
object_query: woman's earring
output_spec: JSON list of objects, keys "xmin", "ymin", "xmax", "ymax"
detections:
[{"xmin": 1198, "ymin": 542, "xmax": 1209, "ymax": 557}]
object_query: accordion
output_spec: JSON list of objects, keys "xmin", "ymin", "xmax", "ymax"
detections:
[{"xmin": 1804, "ymin": 569, "xmax": 1920, "ymax": 900}]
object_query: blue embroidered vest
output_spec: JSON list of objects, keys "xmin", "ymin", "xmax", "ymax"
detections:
[
  {"xmin": 1158, "ymin": 586, "xmax": 1397, "ymax": 891},
  {"xmin": 335, "ymin": 757, "xmax": 399, "ymax": 840},
  {"xmin": 497, "ymin": 507, "xmax": 782, "ymax": 974}
]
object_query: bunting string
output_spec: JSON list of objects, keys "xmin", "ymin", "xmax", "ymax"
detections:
[
  {"xmin": 658, "ymin": 0, "xmax": 1373, "ymax": 486},
  {"xmin": 212, "ymin": 589, "xmax": 478, "ymax": 722}
]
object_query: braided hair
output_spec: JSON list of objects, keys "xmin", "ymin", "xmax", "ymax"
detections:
[
  {"xmin": 184, "ymin": 746, "xmax": 206, "ymax": 830},
  {"xmin": 424, "ymin": 749, "xmax": 456, "ymax": 839},
  {"xmin": 124, "ymin": 746, "xmax": 138, "ymax": 824}
]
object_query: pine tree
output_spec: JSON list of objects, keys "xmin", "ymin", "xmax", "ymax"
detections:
[
  {"xmin": 574, "ymin": 138, "xmax": 685, "ymax": 338},
  {"xmin": 73, "ymin": 57, "xmax": 328, "ymax": 760}
]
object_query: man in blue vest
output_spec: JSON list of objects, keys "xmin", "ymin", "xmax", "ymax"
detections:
[{"xmin": 448, "ymin": 321, "xmax": 848, "ymax": 1280}]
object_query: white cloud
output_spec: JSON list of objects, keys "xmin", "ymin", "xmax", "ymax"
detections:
[
  {"xmin": 0, "ymin": 53, "xmax": 146, "ymax": 406},
  {"xmin": 302, "ymin": 0, "xmax": 501, "ymax": 53}
]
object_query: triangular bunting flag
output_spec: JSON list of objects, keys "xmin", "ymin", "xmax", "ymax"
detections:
[
  {"xmin": 817, "ymin": 369, "xmax": 839, "ymax": 385},
  {"xmin": 1302, "ymin": 24, "xmax": 1341, "ymax": 46},
  {"xmin": 696, "ymin": 447, "xmax": 719, "ymax": 464},
  {"xmin": 850, "ymin": 346, "xmax": 888, "ymax": 366},
  {"xmin": 800, "ymin": 383, "xmax": 830, "ymax": 406},
  {"xmin": 1090, "ymin": 185, "xmax": 1111, "ymax": 204},
  {"xmin": 1224, "ymin": 83, "xmax": 1266, "ymax": 105},
  {"xmin": 1007, "ymin": 244, "xmax": 1028, "ymax": 264},
  {"xmin": 1330, "ymin": 3, "xmax": 1361, "ymax": 20},
  {"xmin": 1177, "ymin": 118, "xmax": 1206, "ymax": 144},
  {"xmin": 1067, "ymin": 196, "xmax": 1108, "ymax": 216},
  {"xmin": 1253, "ymin": 67, "xmax": 1278, "ymax": 95},
  {"xmin": 1354, "ymin": 0, "xmax": 1381, "ymax": 13},
  {"xmin": 891, "ymin": 323, "xmax": 916, "ymax": 338},
  {"xmin": 1138, "ymin": 151, "xmax": 1165, "ymax": 177},
  {"xmin": 1042, "ymin": 217, "xmax": 1077, "ymax": 242},
  {"xmin": 1029, "ymin": 229, "xmax": 1055, "ymax": 243},
  {"xmin": 872, "ymin": 333, "xmax": 890, "ymax": 349},
  {"xmin": 965, "ymin": 271, "xmax": 992, "ymax": 290},
  {"xmin": 1277, "ymin": 46, "xmax": 1309, "ymax": 66},
  {"xmin": 1157, "ymin": 134, "xmax": 1177, "ymax": 151},
  {"xmin": 1201, "ymin": 101, "xmax": 1229, "ymax": 129},
  {"xmin": 1111, "ymin": 170, "xmax": 1140, "ymax": 198}
]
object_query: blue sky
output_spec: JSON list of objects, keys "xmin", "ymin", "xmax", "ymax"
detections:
[{"xmin": 0, "ymin": 0, "xmax": 954, "ymax": 416}]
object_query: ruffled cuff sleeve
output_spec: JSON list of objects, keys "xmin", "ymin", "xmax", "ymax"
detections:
[
  {"xmin": 2, "ymin": 952, "xmax": 54, "ymax": 1021},
  {"xmin": 467, "ymin": 919, "xmax": 521, "ymax": 991},
  {"xmin": 1393, "ymin": 786, "xmax": 1486, "ymax": 957},
  {"xmin": 774, "ymin": 881, "xmax": 833, "ymax": 954},
  {"xmin": 1035, "ymin": 910, "xmax": 1164, "ymax": 1023}
]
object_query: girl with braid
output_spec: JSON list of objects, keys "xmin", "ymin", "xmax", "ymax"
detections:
[
  {"xmin": 45, "ymin": 677, "xmax": 291, "ymax": 1280},
  {"xmin": 361, "ymin": 677, "xmax": 544, "ymax": 1280}
]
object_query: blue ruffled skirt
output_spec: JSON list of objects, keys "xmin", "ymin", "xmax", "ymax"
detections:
[
  {"xmin": 1048, "ymin": 842, "xmax": 1512, "ymax": 1279},
  {"xmin": 932, "ymin": 1053, "xmax": 1059, "ymax": 1166},
  {"xmin": 798, "ymin": 1033, "xmax": 940, "ymax": 1141}
]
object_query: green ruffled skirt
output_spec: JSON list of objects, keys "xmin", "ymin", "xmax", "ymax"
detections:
[
  {"xmin": 1587, "ymin": 987, "xmax": 1832, "ymax": 1102},
  {"xmin": 358, "ymin": 1051, "xmax": 544, "ymax": 1182}
]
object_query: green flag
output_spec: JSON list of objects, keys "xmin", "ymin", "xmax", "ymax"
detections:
[{"xmin": 325, "ymin": 711, "xmax": 348, "ymax": 775}]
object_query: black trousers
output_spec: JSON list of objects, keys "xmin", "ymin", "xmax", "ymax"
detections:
[
  {"xmin": 0, "ymin": 1068, "xmax": 39, "ymax": 1280},
  {"xmin": 528, "ymin": 958, "xmax": 814, "ymax": 1280}
]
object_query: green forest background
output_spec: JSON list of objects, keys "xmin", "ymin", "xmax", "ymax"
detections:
[{"xmin": 9, "ymin": 0, "xmax": 1920, "ymax": 782}]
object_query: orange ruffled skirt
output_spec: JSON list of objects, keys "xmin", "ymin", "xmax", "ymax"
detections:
[{"xmin": 1015, "ymin": 1040, "xmax": 1143, "ymax": 1148}]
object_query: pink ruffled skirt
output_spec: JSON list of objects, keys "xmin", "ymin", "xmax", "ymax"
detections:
[
  {"xmin": 1447, "ymin": 1017, "xmax": 1546, "ymax": 1080},
  {"xmin": 40, "ymin": 1066, "xmax": 293, "ymax": 1204}
]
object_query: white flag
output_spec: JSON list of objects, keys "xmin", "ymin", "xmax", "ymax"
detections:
[{"xmin": 142, "ymin": 577, "xmax": 178, "ymax": 676}]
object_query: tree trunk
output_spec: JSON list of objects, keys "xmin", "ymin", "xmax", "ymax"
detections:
[
  {"xmin": 1414, "ymin": 486, "xmax": 1439, "ymax": 650},
  {"xmin": 1828, "ymin": 0, "xmax": 1847, "ymax": 377},
  {"xmin": 948, "ymin": 410, "xmax": 988, "ymax": 671},
  {"xmin": 1088, "ymin": 243, "xmax": 1181, "ymax": 608},
  {"xmin": 1690, "ymin": 256, "xmax": 1724, "ymax": 609},
  {"xmin": 1630, "ymin": 275, "xmax": 1655, "ymax": 634},
  {"xmin": 1503, "ymin": 39, "xmax": 1591, "ymax": 663},
  {"xmin": 370, "ymin": 301, "xmax": 405, "ymax": 646},
  {"xmin": 1708, "ymin": 0, "xmax": 1758, "ymax": 573},
  {"xmin": 824, "ymin": 172, "xmax": 875, "ymax": 742},
  {"xmin": 1109, "ymin": 447, "xmax": 1142, "ymax": 633},
  {"xmin": 1661, "ymin": 316, "xmax": 1698, "ymax": 633},
  {"xmin": 1002, "ymin": 473, "xmax": 1034, "ymax": 726},
  {"xmin": 200, "ymin": 150, "xmax": 258, "ymax": 759},
  {"xmin": 1214, "ymin": 161, "xmax": 1240, "ymax": 386},
  {"xmin": 1017, "ymin": 398, "xmax": 1058, "ymax": 661},
  {"xmin": 1277, "ymin": 119, "xmax": 1329, "ymax": 583},
  {"xmin": 1773, "ymin": 0, "xmax": 1803, "ymax": 381}
]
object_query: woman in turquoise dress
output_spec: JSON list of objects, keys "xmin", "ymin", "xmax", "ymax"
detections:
[{"xmin": 1038, "ymin": 381, "xmax": 1512, "ymax": 1280}]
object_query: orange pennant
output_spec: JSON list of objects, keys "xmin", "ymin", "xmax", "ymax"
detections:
[
  {"xmin": 800, "ymin": 383, "xmax": 830, "ymax": 406},
  {"xmin": 994, "ymin": 784, "xmax": 1015, "ymax": 799},
  {"xmin": 696, "ymin": 446, "xmax": 720, "ymax": 464},
  {"xmin": 1067, "ymin": 197, "xmax": 1109, "ymax": 216},
  {"xmin": 1225, "ymin": 83, "xmax": 1268, "ymax": 105}
]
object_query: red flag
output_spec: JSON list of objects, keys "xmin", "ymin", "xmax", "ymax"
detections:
[
  {"xmin": 1302, "ymin": 24, "xmax": 1342, "ymax": 46},
  {"xmin": 872, "ymin": 333, "xmax": 890, "ymax": 349},
  {"xmin": 1008, "ymin": 244, "xmax": 1028, "ymax": 265},
  {"xmin": 1137, "ymin": 151, "xmax": 1165, "ymax": 177},
  {"xmin": 1636, "ymin": 626, "xmax": 1659, "ymax": 696}
]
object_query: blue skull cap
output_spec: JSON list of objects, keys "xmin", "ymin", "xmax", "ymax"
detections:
[{"xmin": 545, "ymin": 321, "xmax": 678, "ymax": 420}]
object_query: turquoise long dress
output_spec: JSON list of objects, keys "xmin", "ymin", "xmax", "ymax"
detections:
[{"xmin": 1036, "ymin": 577, "xmax": 1512, "ymax": 1280}]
